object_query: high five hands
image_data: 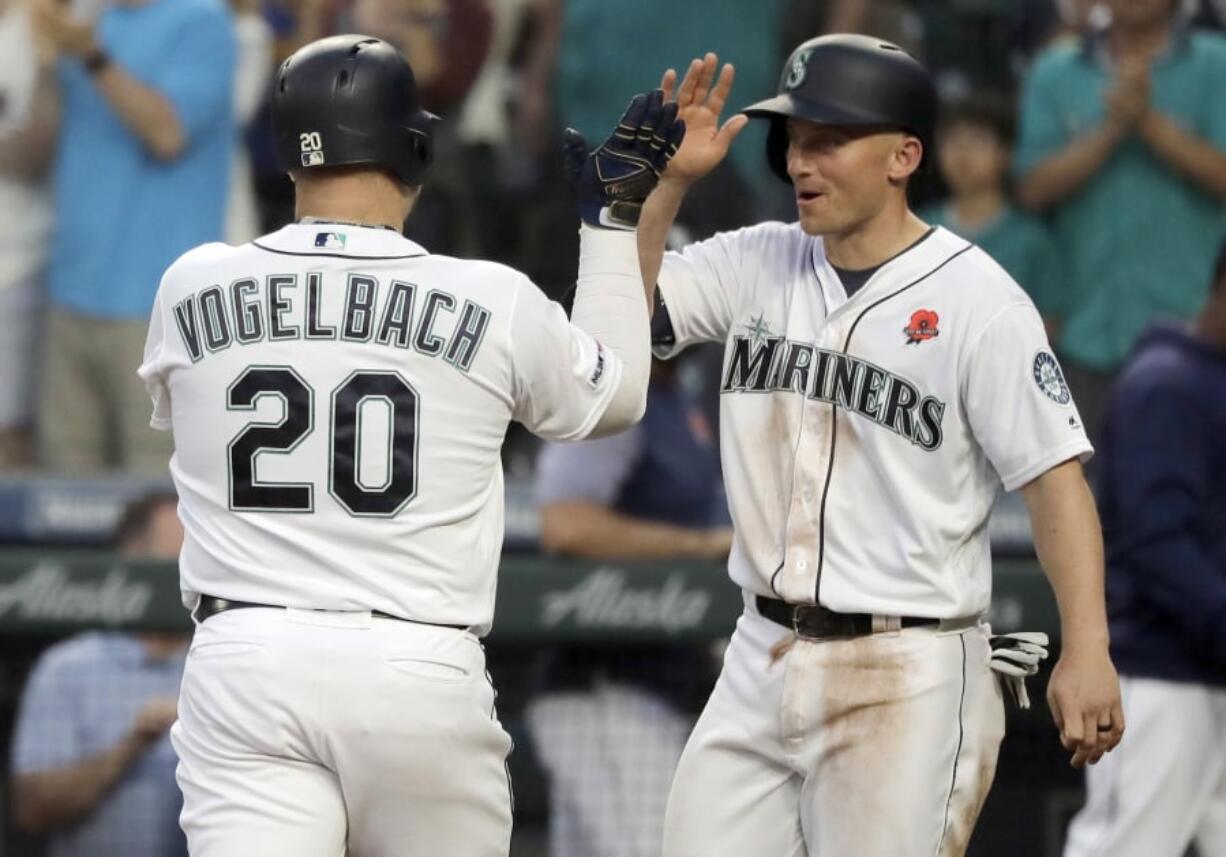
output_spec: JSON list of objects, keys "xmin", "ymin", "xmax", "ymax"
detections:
[{"xmin": 658, "ymin": 53, "xmax": 750, "ymax": 186}]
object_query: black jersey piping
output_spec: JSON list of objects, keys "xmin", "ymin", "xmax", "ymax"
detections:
[
  {"xmin": 252, "ymin": 240, "xmax": 427, "ymax": 261},
  {"xmin": 812, "ymin": 243, "xmax": 974, "ymax": 602},
  {"xmin": 935, "ymin": 635, "xmax": 969, "ymax": 856}
]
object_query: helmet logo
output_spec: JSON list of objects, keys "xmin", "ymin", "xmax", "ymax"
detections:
[
  {"xmin": 299, "ymin": 131, "xmax": 325, "ymax": 167},
  {"xmin": 786, "ymin": 48, "xmax": 813, "ymax": 90}
]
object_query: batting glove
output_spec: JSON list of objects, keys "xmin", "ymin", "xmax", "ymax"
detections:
[
  {"xmin": 563, "ymin": 89, "xmax": 685, "ymax": 230},
  {"xmin": 989, "ymin": 631, "xmax": 1050, "ymax": 710}
]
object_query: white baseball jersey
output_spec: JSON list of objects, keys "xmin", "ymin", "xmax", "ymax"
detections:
[
  {"xmin": 140, "ymin": 222, "xmax": 621, "ymax": 633},
  {"xmin": 655, "ymin": 223, "xmax": 1091, "ymax": 618}
]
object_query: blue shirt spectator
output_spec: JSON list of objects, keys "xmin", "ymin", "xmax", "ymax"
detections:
[
  {"xmin": 33, "ymin": 0, "xmax": 235, "ymax": 473},
  {"xmin": 11, "ymin": 634, "xmax": 189, "ymax": 857},
  {"xmin": 49, "ymin": 0, "xmax": 236, "ymax": 318},
  {"xmin": 9, "ymin": 491, "xmax": 189, "ymax": 857}
]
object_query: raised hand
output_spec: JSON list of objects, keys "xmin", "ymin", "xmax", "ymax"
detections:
[
  {"xmin": 562, "ymin": 88, "xmax": 685, "ymax": 230},
  {"xmin": 659, "ymin": 53, "xmax": 750, "ymax": 186}
]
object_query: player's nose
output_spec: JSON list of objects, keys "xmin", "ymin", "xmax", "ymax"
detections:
[{"xmin": 786, "ymin": 151, "xmax": 816, "ymax": 182}]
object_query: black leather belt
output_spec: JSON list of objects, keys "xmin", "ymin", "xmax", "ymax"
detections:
[
  {"xmin": 192, "ymin": 595, "xmax": 467, "ymax": 630},
  {"xmin": 755, "ymin": 595, "xmax": 938, "ymax": 639}
]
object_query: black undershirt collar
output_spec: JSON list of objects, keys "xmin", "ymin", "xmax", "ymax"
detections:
[{"xmin": 831, "ymin": 227, "xmax": 936, "ymax": 298}]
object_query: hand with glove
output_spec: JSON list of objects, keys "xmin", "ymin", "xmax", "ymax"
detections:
[
  {"xmin": 563, "ymin": 89, "xmax": 685, "ymax": 230},
  {"xmin": 989, "ymin": 631, "xmax": 1050, "ymax": 710}
]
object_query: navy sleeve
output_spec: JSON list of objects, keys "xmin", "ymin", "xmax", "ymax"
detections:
[
  {"xmin": 1106, "ymin": 377, "xmax": 1226, "ymax": 665},
  {"xmin": 651, "ymin": 292, "xmax": 677, "ymax": 349}
]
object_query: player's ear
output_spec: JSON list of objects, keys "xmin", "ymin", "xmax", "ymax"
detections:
[{"xmin": 887, "ymin": 135, "xmax": 923, "ymax": 184}]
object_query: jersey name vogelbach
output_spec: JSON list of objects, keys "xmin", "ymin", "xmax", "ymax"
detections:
[
  {"xmin": 169, "ymin": 273, "xmax": 493, "ymax": 373},
  {"xmin": 721, "ymin": 334, "xmax": 945, "ymax": 450}
]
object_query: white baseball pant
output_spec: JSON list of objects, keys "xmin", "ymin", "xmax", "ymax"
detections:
[
  {"xmin": 171, "ymin": 607, "xmax": 513, "ymax": 857},
  {"xmin": 1063, "ymin": 675, "xmax": 1226, "ymax": 857},
  {"xmin": 663, "ymin": 597, "xmax": 1005, "ymax": 857}
]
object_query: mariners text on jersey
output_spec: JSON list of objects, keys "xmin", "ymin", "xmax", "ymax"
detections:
[
  {"xmin": 169, "ymin": 273, "xmax": 492, "ymax": 373},
  {"xmin": 721, "ymin": 333, "xmax": 945, "ymax": 450}
]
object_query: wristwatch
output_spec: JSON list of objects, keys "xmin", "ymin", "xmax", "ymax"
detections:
[{"xmin": 83, "ymin": 48, "xmax": 111, "ymax": 76}]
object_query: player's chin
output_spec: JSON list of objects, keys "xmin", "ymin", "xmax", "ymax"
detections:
[{"xmin": 795, "ymin": 209, "xmax": 839, "ymax": 236}]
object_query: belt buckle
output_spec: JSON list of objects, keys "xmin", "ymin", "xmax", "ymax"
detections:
[
  {"xmin": 791, "ymin": 604, "xmax": 825, "ymax": 640},
  {"xmin": 791, "ymin": 606, "xmax": 804, "ymax": 637}
]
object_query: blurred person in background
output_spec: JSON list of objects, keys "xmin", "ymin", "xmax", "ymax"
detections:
[
  {"xmin": 922, "ymin": 93, "xmax": 1067, "ymax": 339},
  {"xmin": 31, "ymin": 0, "xmax": 235, "ymax": 473},
  {"xmin": 450, "ymin": 0, "xmax": 546, "ymax": 268},
  {"xmin": 9, "ymin": 491, "xmax": 189, "ymax": 857},
  {"xmin": 1014, "ymin": 0, "xmax": 1226, "ymax": 443},
  {"xmin": 243, "ymin": 0, "xmax": 344, "ymax": 232},
  {"xmin": 349, "ymin": 0, "xmax": 492, "ymax": 256},
  {"xmin": 0, "ymin": 0, "xmax": 56, "ymax": 470},
  {"xmin": 225, "ymin": 0, "xmax": 272, "ymax": 245},
  {"xmin": 1062, "ymin": 238, "xmax": 1226, "ymax": 857},
  {"xmin": 528, "ymin": 355, "xmax": 731, "ymax": 857}
]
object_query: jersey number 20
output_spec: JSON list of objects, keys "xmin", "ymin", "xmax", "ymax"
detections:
[{"xmin": 227, "ymin": 366, "xmax": 418, "ymax": 517}]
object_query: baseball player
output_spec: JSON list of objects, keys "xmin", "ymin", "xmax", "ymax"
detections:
[
  {"xmin": 627, "ymin": 37, "xmax": 1125, "ymax": 856},
  {"xmin": 136, "ymin": 35, "xmax": 683, "ymax": 857}
]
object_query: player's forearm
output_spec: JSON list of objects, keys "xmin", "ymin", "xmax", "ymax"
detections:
[
  {"xmin": 11, "ymin": 737, "xmax": 144, "ymax": 832},
  {"xmin": 572, "ymin": 227, "xmax": 651, "ymax": 434},
  {"xmin": 638, "ymin": 178, "xmax": 689, "ymax": 307},
  {"xmin": 1138, "ymin": 112, "xmax": 1226, "ymax": 198},
  {"xmin": 1016, "ymin": 125, "xmax": 1125, "ymax": 211},
  {"xmin": 92, "ymin": 62, "xmax": 186, "ymax": 160},
  {"xmin": 520, "ymin": 0, "xmax": 561, "ymax": 95},
  {"xmin": 540, "ymin": 502, "xmax": 726, "ymax": 560},
  {"xmin": 1020, "ymin": 459, "xmax": 1110, "ymax": 654},
  {"xmin": 0, "ymin": 67, "xmax": 59, "ymax": 177}
]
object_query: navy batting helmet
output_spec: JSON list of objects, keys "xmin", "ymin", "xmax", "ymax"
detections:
[
  {"xmin": 272, "ymin": 35, "xmax": 437, "ymax": 186},
  {"xmin": 743, "ymin": 34, "xmax": 937, "ymax": 184}
]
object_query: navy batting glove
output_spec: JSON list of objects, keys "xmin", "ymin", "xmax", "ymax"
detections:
[{"xmin": 563, "ymin": 89, "xmax": 685, "ymax": 230}]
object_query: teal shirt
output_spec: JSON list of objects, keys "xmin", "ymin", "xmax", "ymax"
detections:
[
  {"xmin": 555, "ymin": 0, "xmax": 789, "ymax": 185},
  {"xmin": 920, "ymin": 204, "xmax": 1068, "ymax": 318},
  {"xmin": 1014, "ymin": 30, "xmax": 1226, "ymax": 371}
]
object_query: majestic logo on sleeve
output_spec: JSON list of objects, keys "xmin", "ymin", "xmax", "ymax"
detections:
[
  {"xmin": 722, "ymin": 333, "xmax": 946, "ymax": 450},
  {"xmin": 1033, "ymin": 351, "xmax": 1071, "ymax": 404},
  {"xmin": 903, "ymin": 308, "xmax": 940, "ymax": 344}
]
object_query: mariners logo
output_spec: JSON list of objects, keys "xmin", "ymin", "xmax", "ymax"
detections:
[
  {"xmin": 785, "ymin": 49, "xmax": 813, "ymax": 90},
  {"xmin": 1033, "ymin": 351, "xmax": 1071, "ymax": 404}
]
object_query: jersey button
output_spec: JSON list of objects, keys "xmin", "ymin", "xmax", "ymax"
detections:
[{"xmin": 796, "ymin": 559, "xmax": 808, "ymax": 570}]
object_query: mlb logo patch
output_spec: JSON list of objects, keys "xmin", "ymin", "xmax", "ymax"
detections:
[
  {"xmin": 315, "ymin": 232, "xmax": 346, "ymax": 249},
  {"xmin": 301, "ymin": 151, "xmax": 325, "ymax": 167}
]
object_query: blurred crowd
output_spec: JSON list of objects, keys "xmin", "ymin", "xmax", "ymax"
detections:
[{"xmin": 0, "ymin": 0, "xmax": 1223, "ymax": 475}]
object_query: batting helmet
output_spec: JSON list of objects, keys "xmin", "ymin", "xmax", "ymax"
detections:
[
  {"xmin": 743, "ymin": 34, "xmax": 937, "ymax": 184},
  {"xmin": 272, "ymin": 35, "xmax": 437, "ymax": 186}
]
